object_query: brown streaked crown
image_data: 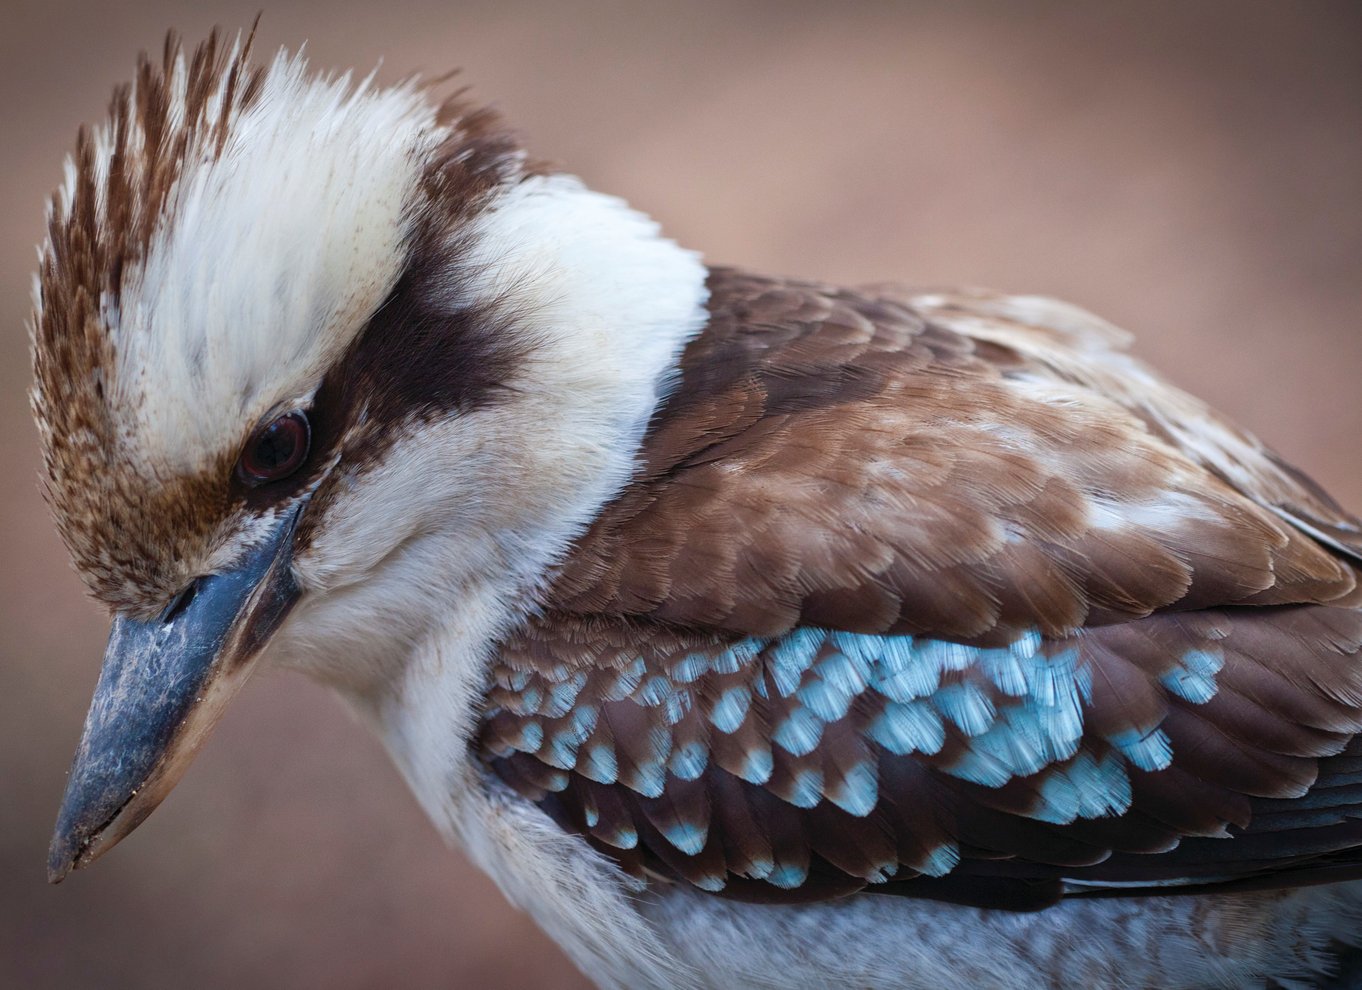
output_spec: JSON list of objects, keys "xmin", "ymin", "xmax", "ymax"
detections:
[
  {"xmin": 29, "ymin": 29, "xmax": 528, "ymax": 615},
  {"xmin": 30, "ymin": 32, "xmax": 267, "ymax": 613}
]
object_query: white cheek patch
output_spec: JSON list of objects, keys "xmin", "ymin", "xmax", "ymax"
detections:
[
  {"xmin": 293, "ymin": 172, "xmax": 710, "ymax": 606},
  {"xmin": 283, "ymin": 176, "xmax": 709, "ymax": 700},
  {"xmin": 443, "ymin": 172, "xmax": 709, "ymax": 456}
]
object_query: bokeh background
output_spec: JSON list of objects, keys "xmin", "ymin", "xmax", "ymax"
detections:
[{"xmin": 2, "ymin": 2, "xmax": 1360, "ymax": 987}]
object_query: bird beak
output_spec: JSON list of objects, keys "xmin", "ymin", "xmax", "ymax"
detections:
[{"xmin": 47, "ymin": 501, "xmax": 306, "ymax": 883}]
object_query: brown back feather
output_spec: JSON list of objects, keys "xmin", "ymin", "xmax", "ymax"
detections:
[
  {"xmin": 485, "ymin": 270, "xmax": 1362, "ymax": 907},
  {"xmin": 548, "ymin": 269, "xmax": 1358, "ymax": 641}
]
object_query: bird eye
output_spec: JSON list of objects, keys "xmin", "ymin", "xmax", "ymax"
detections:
[{"xmin": 237, "ymin": 411, "xmax": 310, "ymax": 486}]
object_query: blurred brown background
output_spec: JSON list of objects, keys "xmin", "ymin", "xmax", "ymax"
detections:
[{"xmin": 2, "ymin": 2, "xmax": 1359, "ymax": 987}]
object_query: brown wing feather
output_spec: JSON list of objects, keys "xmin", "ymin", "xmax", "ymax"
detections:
[
  {"xmin": 549, "ymin": 269, "xmax": 1357, "ymax": 643},
  {"xmin": 482, "ymin": 605, "xmax": 1362, "ymax": 906},
  {"xmin": 483, "ymin": 268, "xmax": 1362, "ymax": 908},
  {"xmin": 907, "ymin": 288, "xmax": 1362, "ymax": 565}
]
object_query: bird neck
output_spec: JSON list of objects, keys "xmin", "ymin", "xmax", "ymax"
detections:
[
  {"xmin": 275, "ymin": 171, "xmax": 713, "ymax": 794},
  {"xmin": 371, "ymin": 616, "xmax": 701, "ymax": 990}
]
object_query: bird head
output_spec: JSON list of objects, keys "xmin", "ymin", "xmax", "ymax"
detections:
[{"xmin": 32, "ymin": 31, "xmax": 707, "ymax": 882}]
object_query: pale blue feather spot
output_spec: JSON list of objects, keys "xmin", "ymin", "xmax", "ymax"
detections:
[
  {"xmin": 518, "ymin": 685, "xmax": 544, "ymax": 713},
  {"xmin": 1067, "ymin": 750, "xmax": 1133, "ymax": 819},
  {"xmin": 1027, "ymin": 702, "xmax": 1086, "ymax": 765},
  {"xmin": 583, "ymin": 802, "xmax": 600, "ymax": 828},
  {"xmin": 713, "ymin": 637, "xmax": 766, "ymax": 675},
  {"xmin": 1009, "ymin": 699, "xmax": 1083, "ymax": 766},
  {"xmin": 1112, "ymin": 727, "xmax": 1174, "ymax": 772},
  {"xmin": 710, "ymin": 685, "xmax": 752, "ymax": 733},
  {"xmin": 796, "ymin": 678, "xmax": 855, "ymax": 722},
  {"xmin": 737, "ymin": 744, "xmax": 774, "ymax": 785},
  {"xmin": 1075, "ymin": 662, "xmax": 1094, "ymax": 703},
  {"xmin": 995, "ymin": 709, "xmax": 1052, "ymax": 769},
  {"xmin": 876, "ymin": 635, "xmax": 921, "ymax": 672},
  {"xmin": 1024, "ymin": 649, "xmax": 1088, "ymax": 707},
  {"xmin": 826, "ymin": 761, "xmax": 878, "ymax": 817},
  {"xmin": 787, "ymin": 767, "xmax": 824, "ymax": 808},
  {"xmin": 931, "ymin": 682, "xmax": 996, "ymax": 737},
  {"xmin": 600, "ymin": 673, "xmax": 637, "ymax": 703},
  {"xmin": 540, "ymin": 660, "xmax": 571, "ymax": 681},
  {"xmin": 768, "ymin": 628, "xmax": 824, "ymax": 696},
  {"xmin": 616, "ymin": 657, "xmax": 648, "ymax": 692},
  {"xmin": 644, "ymin": 722, "xmax": 674, "ymax": 764},
  {"xmin": 579, "ymin": 741, "xmax": 619, "ymax": 784},
  {"xmin": 500, "ymin": 668, "xmax": 532, "ymax": 691},
  {"xmin": 1013, "ymin": 628, "xmax": 1043, "ymax": 657},
  {"xmin": 624, "ymin": 761, "xmax": 667, "ymax": 798},
  {"xmin": 540, "ymin": 768, "xmax": 569, "ymax": 792},
  {"xmin": 661, "ymin": 821, "xmax": 709, "ymax": 856},
  {"xmin": 1029, "ymin": 770, "xmax": 1080, "ymax": 824},
  {"xmin": 691, "ymin": 874, "xmax": 727, "ymax": 892},
  {"xmin": 510, "ymin": 719, "xmax": 544, "ymax": 753},
  {"xmin": 917, "ymin": 842, "xmax": 961, "ymax": 878},
  {"xmin": 772, "ymin": 626, "xmax": 825, "ymax": 662},
  {"xmin": 542, "ymin": 671, "xmax": 588, "ymax": 718},
  {"xmin": 744, "ymin": 853, "xmax": 775, "ymax": 880},
  {"xmin": 978, "ymin": 646, "xmax": 1029, "ymax": 697},
  {"xmin": 1009, "ymin": 654, "xmax": 1089, "ymax": 758},
  {"xmin": 869, "ymin": 700, "xmax": 946, "ymax": 756},
  {"xmin": 831, "ymin": 630, "xmax": 890, "ymax": 665},
  {"xmin": 917, "ymin": 638, "xmax": 978, "ymax": 673},
  {"xmin": 1161, "ymin": 648, "xmax": 1223, "ymax": 705},
  {"xmin": 638, "ymin": 674, "xmax": 676, "ymax": 708},
  {"xmin": 559, "ymin": 703, "xmax": 599, "ymax": 745},
  {"xmin": 874, "ymin": 662, "xmax": 943, "ymax": 703},
  {"xmin": 947, "ymin": 705, "xmax": 1060, "ymax": 786},
  {"xmin": 865, "ymin": 862, "xmax": 899, "ymax": 884},
  {"xmin": 816, "ymin": 650, "xmax": 872, "ymax": 697},
  {"xmin": 929, "ymin": 644, "xmax": 1094, "ymax": 788},
  {"xmin": 944, "ymin": 741, "xmax": 1015, "ymax": 788},
  {"xmin": 768, "ymin": 861, "xmax": 810, "ymax": 889},
  {"xmin": 600, "ymin": 823, "xmax": 638, "ymax": 850},
  {"xmin": 669, "ymin": 740, "xmax": 709, "ymax": 781},
  {"xmin": 773, "ymin": 706, "xmax": 824, "ymax": 756},
  {"xmin": 669, "ymin": 651, "xmax": 713, "ymax": 684},
  {"xmin": 660, "ymin": 690, "xmax": 692, "ymax": 726},
  {"xmin": 768, "ymin": 664, "xmax": 804, "ymax": 699},
  {"xmin": 543, "ymin": 732, "xmax": 585, "ymax": 770}
]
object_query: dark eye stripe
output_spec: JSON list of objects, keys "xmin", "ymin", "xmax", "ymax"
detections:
[{"xmin": 237, "ymin": 411, "xmax": 310, "ymax": 486}]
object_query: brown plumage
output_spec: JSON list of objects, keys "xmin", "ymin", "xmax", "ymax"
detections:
[
  {"xmin": 552, "ymin": 270, "xmax": 1358, "ymax": 644},
  {"xmin": 482, "ymin": 269, "xmax": 1362, "ymax": 908}
]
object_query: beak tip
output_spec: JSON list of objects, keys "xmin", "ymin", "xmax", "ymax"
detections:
[
  {"xmin": 47, "ymin": 803, "xmax": 100, "ymax": 884},
  {"xmin": 46, "ymin": 839, "xmax": 78, "ymax": 885},
  {"xmin": 45, "ymin": 498, "xmax": 305, "ymax": 888}
]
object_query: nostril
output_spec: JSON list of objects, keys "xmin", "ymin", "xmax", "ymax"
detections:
[{"xmin": 158, "ymin": 580, "xmax": 199, "ymax": 625}]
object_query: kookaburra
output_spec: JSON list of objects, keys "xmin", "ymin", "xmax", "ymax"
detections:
[{"xmin": 31, "ymin": 31, "xmax": 1362, "ymax": 990}]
